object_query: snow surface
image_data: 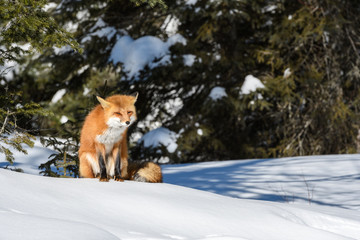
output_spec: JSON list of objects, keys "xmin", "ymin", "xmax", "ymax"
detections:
[
  {"xmin": 163, "ymin": 155, "xmax": 360, "ymax": 211},
  {"xmin": 1, "ymin": 142, "xmax": 360, "ymax": 239},
  {"xmin": 0, "ymin": 139, "xmax": 55, "ymax": 175},
  {"xmin": 1, "ymin": 163, "xmax": 360, "ymax": 240}
]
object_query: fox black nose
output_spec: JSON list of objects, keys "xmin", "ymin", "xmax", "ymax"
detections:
[{"xmin": 126, "ymin": 121, "xmax": 130, "ymax": 125}]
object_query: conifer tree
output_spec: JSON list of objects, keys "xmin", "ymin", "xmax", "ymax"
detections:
[
  {"xmin": 131, "ymin": 0, "xmax": 275, "ymax": 162},
  {"xmin": 9, "ymin": 0, "xmax": 360, "ymax": 168},
  {"xmin": 0, "ymin": 0, "xmax": 79, "ymax": 166},
  {"xmin": 254, "ymin": 0, "xmax": 360, "ymax": 156},
  {"xmin": 6, "ymin": 0, "xmax": 171, "ymax": 174}
]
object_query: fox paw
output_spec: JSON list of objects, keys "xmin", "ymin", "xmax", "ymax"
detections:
[
  {"xmin": 99, "ymin": 177, "xmax": 109, "ymax": 182},
  {"xmin": 114, "ymin": 176, "xmax": 124, "ymax": 182}
]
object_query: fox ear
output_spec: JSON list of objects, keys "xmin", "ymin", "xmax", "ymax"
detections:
[
  {"xmin": 130, "ymin": 92, "xmax": 139, "ymax": 102},
  {"xmin": 96, "ymin": 96, "xmax": 111, "ymax": 109}
]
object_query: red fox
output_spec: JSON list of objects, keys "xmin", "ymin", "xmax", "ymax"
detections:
[
  {"xmin": 79, "ymin": 94, "xmax": 138, "ymax": 182},
  {"xmin": 78, "ymin": 93, "xmax": 163, "ymax": 183}
]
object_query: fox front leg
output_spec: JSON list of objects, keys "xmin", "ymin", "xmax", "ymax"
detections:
[
  {"xmin": 114, "ymin": 152, "xmax": 124, "ymax": 182},
  {"xmin": 98, "ymin": 153, "xmax": 109, "ymax": 182}
]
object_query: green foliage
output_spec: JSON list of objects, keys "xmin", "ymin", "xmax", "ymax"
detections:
[
  {"xmin": 0, "ymin": 0, "xmax": 81, "ymax": 169},
  {"xmin": 129, "ymin": 0, "xmax": 167, "ymax": 9},
  {"xmin": 0, "ymin": 87, "xmax": 50, "ymax": 165},
  {"xmin": 39, "ymin": 136, "xmax": 79, "ymax": 177},
  {"xmin": 249, "ymin": 0, "xmax": 360, "ymax": 157},
  {"xmin": 127, "ymin": 0, "xmax": 274, "ymax": 161},
  {"xmin": 0, "ymin": 0, "xmax": 81, "ymax": 65},
  {"xmin": 7, "ymin": 0, "xmax": 360, "ymax": 169}
]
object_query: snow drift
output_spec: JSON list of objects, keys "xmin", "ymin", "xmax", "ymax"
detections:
[
  {"xmin": 1, "ymin": 168, "xmax": 360, "ymax": 240},
  {"xmin": 1, "ymin": 140, "xmax": 360, "ymax": 239}
]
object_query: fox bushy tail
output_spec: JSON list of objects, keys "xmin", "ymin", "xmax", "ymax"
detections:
[{"xmin": 127, "ymin": 162, "xmax": 162, "ymax": 183}]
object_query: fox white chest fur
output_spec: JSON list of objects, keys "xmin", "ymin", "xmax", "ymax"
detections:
[
  {"xmin": 96, "ymin": 127, "xmax": 126, "ymax": 152},
  {"xmin": 96, "ymin": 117, "xmax": 127, "ymax": 153},
  {"xmin": 95, "ymin": 117, "xmax": 127, "ymax": 176}
]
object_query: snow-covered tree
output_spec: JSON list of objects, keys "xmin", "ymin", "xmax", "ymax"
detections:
[
  {"xmin": 254, "ymin": 0, "xmax": 360, "ymax": 156},
  {"xmin": 0, "ymin": 0, "xmax": 79, "ymax": 166},
  {"xmin": 8, "ymin": 0, "xmax": 360, "ymax": 169}
]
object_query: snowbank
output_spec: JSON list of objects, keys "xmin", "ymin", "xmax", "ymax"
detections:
[
  {"xmin": 2, "ymin": 137, "xmax": 360, "ymax": 239},
  {"xmin": 2, "ymin": 139, "xmax": 360, "ymax": 211},
  {"xmin": 1, "ymin": 169, "xmax": 360, "ymax": 240},
  {"xmin": 0, "ymin": 138, "xmax": 56, "ymax": 175},
  {"xmin": 163, "ymin": 154, "xmax": 360, "ymax": 210}
]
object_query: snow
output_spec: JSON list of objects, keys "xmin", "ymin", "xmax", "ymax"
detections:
[
  {"xmin": 81, "ymin": 18, "xmax": 117, "ymax": 43},
  {"xmin": 0, "ymin": 60, "xmax": 17, "ymax": 80},
  {"xmin": 43, "ymin": 2, "xmax": 57, "ymax": 11},
  {"xmin": 262, "ymin": 5, "xmax": 278, "ymax": 13},
  {"xmin": 186, "ymin": 0, "xmax": 198, "ymax": 5},
  {"xmin": 60, "ymin": 115, "xmax": 69, "ymax": 124},
  {"xmin": 0, "ymin": 139, "xmax": 55, "ymax": 175},
  {"xmin": 161, "ymin": 15, "xmax": 180, "ymax": 36},
  {"xmin": 1, "ymin": 141, "xmax": 360, "ymax": 239},
  {"xmin": 83, "ymin": 87, "xmax": 91, "ymax": 95},
  {"xmin": 63, "ymin": 20, "xmax": 79, "ymax": 33},
  {"xmin": 51, "ymin": 88, "xmax": 66, "ymax": 103},
  {"xmin": 0, "ymin": 43, "xmax": 31, "ymax": 80},
  {"xmin": 139, "ymin": 127, "xmax": 178, "ymax": 153},
  {"xmin": 77, "ymin": 64, "xmax": 89, "ymax": 75},
  {"xmin": 109, "ymin": 34, "xmax": 186, "ymax": 79},
  {"xmin": 240, "ymin": 75, "xmax": 265, "ymax": 95},
  {"xmin": 209, "ymin": 86, "xmax": 227, "ymax": 100},
  {"xmin": 53, "ymin": 45, "xmax": 73, "ymax": 55},
  {"xmin": 183, "ymin": 54, "xmax": 196, "ymax": 66},
  {"xmin": 134, "ymin": 96, "xmax": 183, "ymax": 146},
  {"xmin": 163, "ymin": 155, "xmax": 360, "ymax": 210},
  {"xmin": 164, "ymin": 96, "xmax": 183, "ymax": 118},
  {"xmin": 283, "ymin": 68, "xmax": 291, "ymax": 78}
]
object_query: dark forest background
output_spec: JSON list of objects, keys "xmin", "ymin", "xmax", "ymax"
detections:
[{"xmin": 2, "ymin": 0, "xmax": 360, "ymax": 177}]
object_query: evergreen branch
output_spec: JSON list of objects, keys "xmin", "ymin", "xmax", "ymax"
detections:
[{"xmin": 345, "ymin": 27, "xmax": 360, "ymax": 60}]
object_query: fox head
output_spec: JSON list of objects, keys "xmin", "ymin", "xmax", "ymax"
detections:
[{"xmin": 96, "ymin": 93, "xmax": 138, "ymax": 128}]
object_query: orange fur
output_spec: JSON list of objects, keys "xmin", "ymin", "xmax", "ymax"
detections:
[
  {"xmin": 128, "ymin": 162, "xmax": 163, "ymax": 183},
  {"xmin": 79, "ymin": 94, "xmax": 137, "ymax": 181}
]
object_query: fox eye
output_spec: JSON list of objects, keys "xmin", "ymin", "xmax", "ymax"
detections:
[
  {"xmin": 127, "ymin": 111, "xmax": 133, "ymax": 116},
  {"xmin": 114, "ymin": 112, "xmax": 121, "ymax": 115}
]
